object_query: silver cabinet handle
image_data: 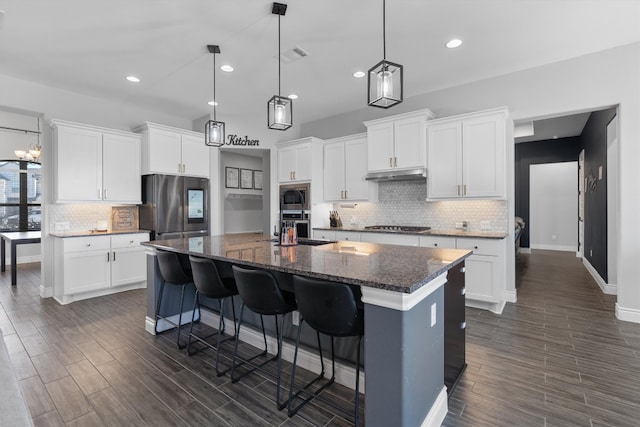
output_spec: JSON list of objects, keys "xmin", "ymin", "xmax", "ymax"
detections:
[
  {"xmin": 183, "ymin": 164, "xmax": 186, "ymax": 173},
  {"xmin": 394, "ymin": 157, "xmax": 397, "ymax": 168},
  {"xmin": 389, "ymin": 157, "xmax": 393, "ymax": 167},
  {"xmin": 457, "ymin": 185, "xmax": 461, "ymax": 196},
  {"xmin": 463, "ymin": 184, "xmax": 466, "ymax": 196},
  {"xmin": 87, "ymin": 243, "xmax": 92, "ymax": 247},
  {"xmin": 130, "ymin": 240, "xmax": 134, "ymax": 244},
  {"xmin": 344, "ymin": 190, "xmax": 347, "ymax": 199},
  {"xmin": 434, "ymin": 243, "xmax": 438, "ymax": 247},
  {"xmin": 113, "ymin": 251, "xmax": 116, "ymax": 262},
  {"xmin": 178, "ymin": 163, "xmax": 182, "ymax": 173},
  {"xmin": 98, "ymin": 188, "xmax": 101, "ymax": 199},
  {"xmin": 107, "ymin": 252, "xmax": 110, "ymax": 262},
  {"xmin": 103, "ymin": 189, "xmax": 107, "ymax": 200}
]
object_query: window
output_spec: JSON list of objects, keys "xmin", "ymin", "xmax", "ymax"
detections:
[{"xmin": 0, "ymin": 160, "xmax": 41, "ymax": 231}]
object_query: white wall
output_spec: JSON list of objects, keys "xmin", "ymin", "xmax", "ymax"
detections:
[
  {"xmin": 299, "ymin": 43, "xmax": 640, "ymax": 322},
  {"xmin": 529, "ymin": 162, "xmax": 578, "ymax": 251}
]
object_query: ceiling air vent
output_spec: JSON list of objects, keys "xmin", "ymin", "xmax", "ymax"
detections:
[{"xmin": 278, "ymin": 45, "xmax": 310, "ymax": 64}]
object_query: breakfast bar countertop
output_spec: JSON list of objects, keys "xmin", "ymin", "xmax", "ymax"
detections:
[{"xmin": 142, "ymin": 233, "xmax": 471, "ymax": 294}]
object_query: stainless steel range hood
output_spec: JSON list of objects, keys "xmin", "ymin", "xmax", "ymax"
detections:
[{"xmin": 365, "ymin": 168, "xmax": 427, "ymax": 182}]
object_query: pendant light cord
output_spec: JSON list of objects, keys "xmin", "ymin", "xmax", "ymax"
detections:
[
  {"xmin": 212, "ymin": 50, "xmax": 217, "ymax": 121},
  {"xmin": 278, "ymin": 13, "xmax": 281, "ymax": 97},
  {"xmin": 382, "ymin": 0, "xmax": 386, "ymax": 60}
]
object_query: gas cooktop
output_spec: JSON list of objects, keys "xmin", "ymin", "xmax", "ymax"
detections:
[{"xmin": 364, "ymin": 225, "xmax": 432, "ymax": 233}]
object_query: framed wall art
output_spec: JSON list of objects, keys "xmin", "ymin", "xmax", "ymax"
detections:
[
  {"xmin": 225, "ymin": 167, "xmax": 239, "ymax": 188},
  {"xmin": 240, "ymin": 168, "xmax": 253, "ymax": 189},
  {"xmin": 253, "ymin": 170, "xmax": 263, "ymax": 190}
]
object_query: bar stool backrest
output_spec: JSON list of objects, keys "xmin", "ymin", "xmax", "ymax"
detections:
[
  {"xmin": 293, "ymin": 276, "xmax": 364, "ymax": 337},
  {"xmin": 156, "ymin": 250, "xmax": 192, "ymax": 285},
  {"xmin": 189, "ymin": 256, "xmax": 238, "ymax": 299},
  {"xmin": 232, "ymin": 265, "xmax": 296, "ymax": 315}
]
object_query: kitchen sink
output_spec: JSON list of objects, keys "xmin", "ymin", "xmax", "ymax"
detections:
[{"xmin": 269, "ymin": 238, "xmax": 337, "ymax": 246}]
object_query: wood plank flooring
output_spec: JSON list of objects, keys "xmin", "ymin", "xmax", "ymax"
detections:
[{"xmin": 1, "ymin": 250, "xmax": 639, "ymax": 426}]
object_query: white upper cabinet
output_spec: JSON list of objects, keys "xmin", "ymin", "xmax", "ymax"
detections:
[
  {"xmin": 51, "ymin": 120, "xmax": 141, "ymax": 204},
  {"xmin": 427, "ymin": 108, "xmax": 509, "ymax": 200},
  {"xmin": 323, "ymin": 134, "xmax": 374, "ymax": 201},
  {"xmin": 137, "ymin": 123, "xmax": 210, "ymax": 178},
  {"xmin": 364, "ymin": 109, "xmax": 435, "ymax": 172},
  {"xmin": 278, "ymin": 140, "xmax": 311, "ymax": 183}
]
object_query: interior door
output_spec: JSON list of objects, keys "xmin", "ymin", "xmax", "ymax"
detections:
[{"xmin": 578, "ymin": 150, "xmax": 584, "ymax": 258}]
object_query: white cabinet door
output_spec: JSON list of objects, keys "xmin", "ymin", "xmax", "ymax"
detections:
[
  {"xmin": 279, "ymin": 143, "xmax": 311, "ymax": 182},
  {"xmin": 181, "ymin": 134, "xmax": 210, "ymax": 178},
  {"xmin": 394, "ymin": 115, "xmax": 425, "ymax": 170},
  {"xmin": 294, "ymin": 144, "xmax": 311, "ymax": 181},
  {"xmin": 462, "ymin": 114, "xmax": 505, "ymax": 198},
  {"xmin": 367, "ymin": 123, "xmax": 395, "ymax": 172},
  {"xmin": 344, "ymin": 136, "xmax": 369, "ymax": 200},
  {"xmin": 323, "ymin": 141, "xmax": 346, "ymax": 201},
  {"xmin": 464, "ymin": 255, "xmax": 497, "ymax": 302},
  {"xmin": 63, "ymin": 236, "xmax": 111, "ymax": 295},
  {"xmin": 102, "ymin": 133, "xmax": 141, "ymax": 203},
  {"xmin": 148, "ymin": 127, "xmax": 183, "ymax": 175},
  {"xmin": 427, "ymin": 122, "xmax": 463, "ymax": 199},
  {"xmin": 278, "ymin": 146, "xmax": 296, "ymax": 182},
  {"xmin": 56, "ymin": 126, "xmax": 103, "ymax": 202},
  {"xmin": 110, "ymin": 233, "xmax": 148, "ymax": 287}
]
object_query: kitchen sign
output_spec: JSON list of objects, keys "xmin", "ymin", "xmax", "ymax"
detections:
[{"xmin": 226, "ymin": 134, "xmax": 260, "ymax": 146}]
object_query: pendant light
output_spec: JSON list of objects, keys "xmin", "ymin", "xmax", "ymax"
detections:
[
  {"xmin": 205, "ymin": 44, "xmax": 225, "ymax": 146},
  {"xmin": 267, "ymin": 2, "xmax": 292, "ymax": 131},
  {"xmin": 367, "ymin": 0, "xmax": 403, "ymax": 108}
]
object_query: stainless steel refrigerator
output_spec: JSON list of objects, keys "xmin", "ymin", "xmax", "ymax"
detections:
[{"xmin": 139, "ymin": 174, "xmax": 209, "ymax": 240}]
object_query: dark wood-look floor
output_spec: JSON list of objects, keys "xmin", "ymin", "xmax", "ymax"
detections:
[
  {"xmin": 2, "ymin": 251, "xmax": 639, "ymax": 426},
  {"xmin": 444, "ymin": 250, "xmax": 640, "ymax": 427}
]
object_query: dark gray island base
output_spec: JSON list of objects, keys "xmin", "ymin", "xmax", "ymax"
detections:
[{"xmin": 142, "ymin": 234, "xmax": 471, "ymax": 427}]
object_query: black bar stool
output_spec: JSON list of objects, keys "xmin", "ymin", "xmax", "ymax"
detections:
[
  {"xmin": 288, "ymin": 275, "xmax": 365, "ymax": 426},
  {"xmin": 154, "ymin": 250, "xmax": 193, "ymax": 349},
  {"xmin": 187, "ymin": 256, "xmax": 239, "ymax": 376},
  {"xmin": 231, "ymin": 265, "xmax": 297, "ymax": 410}
]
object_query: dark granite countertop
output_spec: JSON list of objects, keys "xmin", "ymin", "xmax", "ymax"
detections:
[
  {"xmin": 142, "ymin": 233, "xmax": 471, "ymax": 294},
  {"xmin": 50, "ymin": 229, "xmax": 150, "ymax": 238},
  {"xmin": 313, "ymin": 226, "xmax": 508, "ymax": 239}
]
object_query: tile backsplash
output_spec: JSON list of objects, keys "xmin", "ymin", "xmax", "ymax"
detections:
[
  {"xmin": 334, "ymin": 180, "xmax": 508, "ymax": 232},
  {"xmin": 47, "ymin": 204, "xmax": 115, "ymax": 233}
]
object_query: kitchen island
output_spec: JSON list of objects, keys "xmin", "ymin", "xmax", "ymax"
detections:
[{"xmin": 142, "ymin": 234, "xmax": 471, "ymax": 427}]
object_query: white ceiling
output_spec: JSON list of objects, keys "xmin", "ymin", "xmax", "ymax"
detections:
[{"xmin": 0, "ymin": 1, "xmax": 638, "ymax": 129}]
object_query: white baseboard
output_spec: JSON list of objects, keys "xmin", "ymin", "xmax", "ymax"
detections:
[
  {"xmin": 200, "ymin": 310, "xmax": 365, "ymax": 393},
  {"xmin": 519, "ymin": 247, "xmax": 531, "ymax": 254},
  {"xmin": 582, "ymin": 258, "xmax": 617, "ymax": 295},
  {"xmin": 144, "ymin": 310, "xmax": 200, "ymax": 334},
  {"xmin": 505, "ymin": 290, "xmax": 517, "ymax": 303},
  {"xmin": 466, "ymin": 298, "xmax": 506, "ymax": 314},
  {"xmin": 40, "ymin": 285, "xmax": 53, "ymax": 298},
  {"xmin": 53, "ymin": 282, "xmax": 146, "ymax": 305},
  {"xmin": 615, "ymin": 303, "xmax": 640, "ymax": 324},
  {"xmin": 530, "ymin": 244, "xmax": 578, "ymax": 252},
  {"xmin": 421, "ymin": 387, "xmax": 448, "ymax": 427}
]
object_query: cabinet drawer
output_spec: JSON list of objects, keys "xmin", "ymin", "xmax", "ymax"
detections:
[
  {"xmin": 361, "ymin": 233, "xmax": 419, "ymax": 247},
  {"xmin": 335, "ymin": 231, "xmax": 360, "ymax": 242},
  {"xmin": 455, "ymin": 238, "xmax": 502, "ymax": 256},
  {"xmin": 313, "ymin": 230, "xmax": 336, "ymax": 241},
  {"xmin": 419, "ymin": 236, "xmax": 456, "ymax": 249},
  {"xmin": 111, "ymin": 233, "xmax": 149, "ymax": 249},
  {"xmin": 63, "ymin": 236, "xmax": 110, "ymax": 253}
]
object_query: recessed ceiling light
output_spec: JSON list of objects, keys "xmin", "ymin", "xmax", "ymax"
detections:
[
  {"xmin": 288, "ymin": 94, "xmax": 298, "ymax": 100},
  {"xmin": 208, "ymin": 101, "xmax": 218, "ymax": 106},
  {"xmin": 220, "ymin": 65, "xmax": 234, "ymax": 72},
  {"xmin": 353, "ymin": 71, "xmax": 365, "ymax": 78},
  {"xmin": 445, "ymin": 39, "xmax": 463, "ymax": 49},
  {"xmin": 552, "ymin": 135, "xmax": 559, "ymax": 139},
  {"xmin": 126, "ymin": 75, "xmax": 141, "ymax": 83}
]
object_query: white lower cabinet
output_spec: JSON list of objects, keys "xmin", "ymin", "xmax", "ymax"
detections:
[
  {"xmin": 313, "ymin": 230, "xmax": 336, "ymax": 241},
  {"xmin": 313, "ymin": 230, "xmax": 361, "ymax": 241},
  {"xmin": 55, "ymin": 233, "xmax": 149, "ymax": 304},
  {"xmin": 419, "ymin": 236, "xmax": 506, "ymax": 308},
  {"xmin": 335, "ymin": 231, "xmax": 361, "ymax": 242}
]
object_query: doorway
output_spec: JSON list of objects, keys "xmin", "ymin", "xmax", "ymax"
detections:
[{"xmin": 529, "ymin": 162, "xmax": 578, "ymax": 252}]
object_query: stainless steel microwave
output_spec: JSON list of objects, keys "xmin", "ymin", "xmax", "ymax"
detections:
[{"xmin": 279, "ymin": 182, "xmax": 310, "ymax": 211}]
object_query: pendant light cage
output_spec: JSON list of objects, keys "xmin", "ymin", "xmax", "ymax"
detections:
[
  {"xmin": 367, "ymin": 0, "xmax": 403, "ymax": 109},
  {"xmin": 267, "ymin": 2, "xmax": 292, "ymax": 131},
  {"xmin": 205, "ymin": 44, "xmax": 225, "ymax": 147}
]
